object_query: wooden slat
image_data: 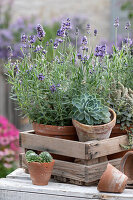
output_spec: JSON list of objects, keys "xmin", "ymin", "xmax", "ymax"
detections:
[
  {"xmin": 85, "ymin": 135, "xmax": 131, "ymax": 159},
  {"xmin": 20, "ymin": 132, "xmax": 86, "ymax": 159}
]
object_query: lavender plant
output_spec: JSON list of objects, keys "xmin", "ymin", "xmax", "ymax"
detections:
[{"xmin": 5, "ymin": 17, "xmax": 133, "ymax": 128}]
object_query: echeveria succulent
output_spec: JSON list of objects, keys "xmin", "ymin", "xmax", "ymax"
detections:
[{"xmin": 72, "ymin": 93, "xmax": 111, "ymax": 125}]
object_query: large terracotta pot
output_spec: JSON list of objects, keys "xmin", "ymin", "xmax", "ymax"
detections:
[
  {"xmin": 120, "ymin": 151, "xmax": 133, "ymax": 184},
  {"xmin": 32, "ymin": 123, "xmax": 77, "ymax": 140},
  {"xmin": 72, "ymin": 108, "xmax": 116, "ymax": 142},
  {"xmin": 97, "ymin": 163, "xmax": 128, "ymax": 193},
  {"xmin": 108, "ymin": 124, "xmax": 133, "ymax": 160},
  {"xmin": 27, "ymin": 160, "xmax": 55, "ymax": 186},
  {"xmin": 32, "ymin": 123, "xmax": 78, "ymax": 161}
]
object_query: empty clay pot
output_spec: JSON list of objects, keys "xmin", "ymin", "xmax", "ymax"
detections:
[
  {"xmin": 120, "ymin": 151, "xmax": 133, "ymax": 184},
  {"xmin": 27, "ymin": 160, "xmax": 55, "ymax": 186},
  {"xmin": 72, "ymin": 108, "xmax": 116, "ymax": 142},
  {"xmin": 97, "ymin": 163, "xmax": 128, "ymax": 193}
]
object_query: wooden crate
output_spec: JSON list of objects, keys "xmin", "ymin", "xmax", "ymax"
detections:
[{"xmin": 19, "ymin": 130, "xmax": 131, "ymax": 185}]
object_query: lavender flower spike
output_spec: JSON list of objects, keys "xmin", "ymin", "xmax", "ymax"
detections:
[
  {"xmin": 81, "ymin": 36, "xmax": 88, "ymax": 45},
  {"xmin": 125, "ymin": 21, "xmax": 131, "ymax": 30},
  {"xmin": 36, "ymin": 24, "xmax": 45, "ymax": 41},
  {"xmin": 29, "ymin": 35, "xmax": 36, "ymax": 44},
  {"xmin": 21, "ymin": 33, "xmax": 27, "ymax": 43},
  {"xmin": 50, "ymin": 84, "xmax": 56, "ymax": 93},
  {"xmin": 86, "ymin": 24, "xmax": 91, "ymax": 34},
  {"xmin": 94, "ymin": 29, "xmax": 97, "ymax": 36},
  {"xmin": 114, "ymin": 17, "xmax": 119, "ymax": 28},
  {"xmin": 38, "ymin": 73, "xmax": 45, "ymax": 81}
]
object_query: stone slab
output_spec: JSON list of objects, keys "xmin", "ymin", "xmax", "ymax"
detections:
[{"xmin": 0, "ymin": 168, "xmax": 133, "ymax": 200}]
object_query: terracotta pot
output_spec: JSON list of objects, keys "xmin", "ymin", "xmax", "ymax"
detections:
[
  {"xmin": 97, "ymin": 163, "xmax": 128, "ymax": 193},
  {"xmin": 108, "ymin": 124, "xmax": 133, "ymax": 160},
  {"xmin": 120, "ymin": 151, "xmax": 133, "ymax": 184},
  {"xmin": 32, "ymin": 123, "xmax": 78, "ymax": 161},
  {"xmin": 72, "ymin": 108, "xmax": 116, "ymax": 142},
  {"xmin": 32, "ymin": 123, "xmax": 77, "ymax": 140},
  {"xmin": 27, "ymin": 160, "xmax": 55, "ymax": 186}
]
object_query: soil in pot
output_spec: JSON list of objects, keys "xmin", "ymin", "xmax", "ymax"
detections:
[
  {"xmin": 28, "ymin": 160, "xmax": 55, "ymax": 186},
  {"xmin": 120, "ymin": 151, "xmax": 133, "ymax": 184},
  {"xmin": 108, "ymin": 124, "xmax": 133, "ymax": 160},
  {"xmin": 32, "ymin": 123, "xmax": 78, "ymax": 161},
  {"xmin": 72, "ymin": 108, "xmax": 116, "ymax": 142},
  {"xmin": 97, "ymin": 163, "xmax": 128, "ymax": 193}
]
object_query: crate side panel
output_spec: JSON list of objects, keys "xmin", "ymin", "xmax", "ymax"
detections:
[
  {"xmin": 20, "ymin": 132, "xmax": 86, "ymax": 159},
  {"xmin": 85, "ymin": 135, "xmax": 130, "ymax": 159}
]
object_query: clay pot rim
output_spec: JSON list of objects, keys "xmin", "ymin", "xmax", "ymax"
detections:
[
  {"xmin": 72, "ymin": 108, "xmax": 116, "ymax": 128},
  {"xmin": 32, "ymin": 122, "xmax": 75, "ymax": 129}
]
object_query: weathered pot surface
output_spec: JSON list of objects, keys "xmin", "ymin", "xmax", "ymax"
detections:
[
  {"xmin": 27, "ymin": 160, "xmax": 55, "ymax": 186},
  {"xmin": 120, "ymin": 151, "xmax": 133, "ymax": 184},
  {"xmin": 97, "ymin": 163, "xmax": 128, "ymax": 193},
  {"xmin": 32, "ymin": 123, "xmax": 77, "ymax": 140},
  {"xmin": 72, "ymin": 108, "xmax": 116, "ymax": 142}
]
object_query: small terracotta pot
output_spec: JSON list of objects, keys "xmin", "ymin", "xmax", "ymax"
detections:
[
  {"xmin": 97, "ymin": 163, "xmax": 128, "ymax": 193},
  {"xmin": 27, "ymin": 160, "xmax": 55, "ymax": 186},
  {"xmin": 120, "ymin": 151, "xmax": 133, "ymax": 184},
  {"xmin": 32, "ymin": 123, "xmax": 78, "ymax": 161},
  {"xmin": 108, "ymin": 124, "xmax": 133, "ymax": 160},
  {"xmin": 72, "ymin": 108, "xmax": 116, "ymax": 142}
]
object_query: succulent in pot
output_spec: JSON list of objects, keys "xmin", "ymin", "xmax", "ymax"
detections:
[
  {"xmin": 72, "ymin": 93, "xmax": 116, "ymax": 142},
  {"xmin": 25, "ymin": 150, "xmax": 55, "ymax": 186},
  {"xmin": 108, "ymin": 82, "xmax": 133, "ymax": 159}
]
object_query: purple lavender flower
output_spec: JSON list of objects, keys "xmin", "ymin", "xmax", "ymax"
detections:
[
  {"xmin": 34, "ymin": 45, "xmax": 43, "ymax": 52},
  {"xmin": 95, "ymin": 44, "xmax": 106, "ymax": 57},
  {"xmin": 124, "ymin": 38, "xmax": 132, "ymax": 46},
  {"xmin": 21, "ymin": 34, "xmax": 27, "ymax": 43},
  {"xmin": 36, "ymin": 24, "xmax": 45, "ymax": 41},
  {"xmin": 50, "ymin": 84, "xmax": 56, "ymax": 93},
  {"xmin": 46, "ymin": 41, "xmax": 49, "ymax": 46},
  {"xmin": 38, "ymin": 73, "xmax": 45, "ymax": 81},
  {"xmin": 29, "ymin": 35, "xmax": 36, "ymax": 44},
  {"xmin": 42, "ymin": 49, "xmax": 47, "ymax": 54},
  {"xmin": 81, "ymin": 36, "xmax": 88, "ymax": 45},
  {"xmin": 58, "ymin": 38, "xmax": 63, "ymax": 43},
  {"xmin": 125, "ymin": 21, "xmax": 131, "ymax": 30},
  {"xmin": 75, "ymin": 27, "xmax": 79, "ymax": 35},
  {"xmin": 54, "ymin": 39, "xmax": 59, "ymax": 49},
  {"xmin": 14, "ymin": 65, "xmax": 19, "ymax": 71},
  {"xmin": 114, "ymin": 17, "xmax": 119, "ymax": 28},
  {"xmin": 77, "ymin": 53, "xmax": 82, "ymax": 59},
  {"xmin": 50, "ymin": 39, "xmax": 53, "ymax": 43},
  {"xmin": 61, "ymin": 18, "xmax": 71, "ymax": 31},
  {"xmin": 56, "ymin": 84, "xmax": 60, "ymax": 87},
  {"xmin": 57, "ymin": 29, "xmax": 65, "ymax": 37},
  {"xmin": 81, "ymin": 55, "xmax": 89, "ymax": 63},
  {"xmin": 7, "ymin": 46, "xmax": 13, "ymax": 59},
  {"xmin": 94, "ymin": 29, "xmax": 97, "ymax": 36},
  {"xmin": 86, "ymin": 24, "xmax": 91, "ymax": 34}
]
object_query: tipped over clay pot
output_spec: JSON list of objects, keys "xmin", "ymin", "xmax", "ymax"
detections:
[
  {"xmin": 27, "ymin": 160, "xmax": 55, "ymax": 186},
  {"xmin": 120, "ymin": 151, "xmax": 133, "ymax": 184},
  {"xmin": 97, "ymin": 163, "xmax": 128, "ymax": 193},
  {"xmin": 72, "ymin": 108, "xmax": 116, "ymax": 142}
]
